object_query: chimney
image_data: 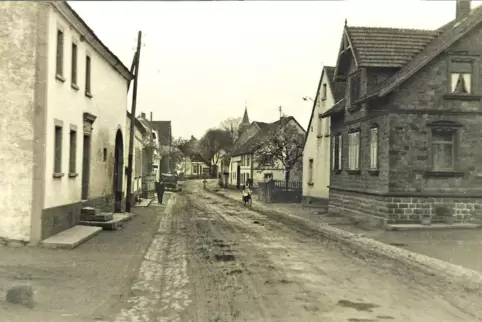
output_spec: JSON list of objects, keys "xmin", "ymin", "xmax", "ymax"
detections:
[
  {"xmin": 456, "ymin": 0, "xmax": 471, "ymax": 20},
  {"xmin": 140, "ymin": 112, "xmax": 146, "ymax": 119}
]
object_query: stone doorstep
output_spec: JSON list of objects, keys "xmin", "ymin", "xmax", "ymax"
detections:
[
  {"xmin": 386, "ymin": 223, "xmax": 481, "ymax": 231},
  {"xmin": 80, "ymin": 213, "xmax": 113, "ymax": 222},
  {"xmin": 41, "ymin": 225, "xmax": 102, "ymax": 249},
  {"xmin": 81, "ymin": 207, "xmax": 98, "ymax": 216},
  {"xmin": 79, "ymin": 213, "xmax": 136, "ymax": 231}
]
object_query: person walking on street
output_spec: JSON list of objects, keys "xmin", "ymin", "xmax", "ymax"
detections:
[{"xmin": 156, "ymin": 179, "xmax": 165, "ymax": 204}]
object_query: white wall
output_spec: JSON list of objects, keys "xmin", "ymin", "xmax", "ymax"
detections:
[
  {"xmin": 43, "ymin": 6, "xmax": 128, "ymax": 208},
  {"xmin": 0, "ymin": 2, "xmax": 40, "ymax": 241},
  {"xmin": 123, "ymin": 117, "xmax": 144, "ymax": 198},
  {"xmin": 302, "ymin": 69, "xmax": 334, "ymax": 200}
]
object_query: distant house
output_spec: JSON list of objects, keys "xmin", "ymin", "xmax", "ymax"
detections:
[
  {"xmin": 180, "ymin": 136, "xmax": 210, "ymax": 178},
  {"xmin": 138, "ymin": 113, "xmax": 172, "ymax": 177},
  {"xmin": 229, "ymin": 109, "xmax": 305, "ymax": 188},
  {"xmin": 321, "ymin": 0, "xmax": 482, "ymax": 225},
  {"xmin": 0, "ymin": 1, "xmax": 133, "ymax": 243},
  {"xmin": 124, "ymin": 112, "xmax": 147, "ymax": 204},
  {"xmin": 302, "ymin": 66, "xmax": 345, "ymax": 207}
]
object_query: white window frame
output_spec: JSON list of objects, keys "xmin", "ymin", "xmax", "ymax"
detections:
[
  {"xmin": 348, "ymin": 131, "xmax": 360, "ymax": 170},
  {"xmin": 369, "ymin": 127, "xmax": 378, "ymax": 169}
]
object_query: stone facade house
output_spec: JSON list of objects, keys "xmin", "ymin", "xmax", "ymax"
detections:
[
  {"xmin": 229, "ymin": 111, "xmax": 305, "ymax": 188},
  {"xmin": 0, "ymin": 1, "xmax": 133, "ymax": 243},
  {"xmin": 322, "ymin": 0, "xmax": 482, "ymax": 225},
  {"xmin": 302, "ymin": 66, "xmax": 345, "ymax": 207}
]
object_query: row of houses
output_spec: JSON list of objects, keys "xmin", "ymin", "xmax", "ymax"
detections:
[
  {"xmin": 303, "ymin": 0, "xmax": 482, "ymax": 224},
  {"xmin": 0, "ymin": 1, "xmax": 172, "ymax": 245},
  {"xmin": 225, "ymin": 109, "xmax": 305, "ymax": 189}
]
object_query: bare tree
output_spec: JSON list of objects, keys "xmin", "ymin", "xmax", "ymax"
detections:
[
  {"xmin": 169, "ymin": 137, "xmax": 188, "ymax": 172},
  {"xmin": 253, "ymin": 121, "xmax": 304, "ymax": 190},
  {"xmin": 199, "ymin": 129, "xmax": 233, "ymax": 173},
  {"xmin": 219, "ymin": 117, "xmax": 242, "ymax": 143}
]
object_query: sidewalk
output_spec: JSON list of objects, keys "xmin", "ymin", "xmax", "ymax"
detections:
[
  {"xmin": 211, "ymin": 185, "xmax": 482, "ymax": 275},
  {"xmin": 0, "ymin": 195, "xmax": 171, "ymax": 322}
]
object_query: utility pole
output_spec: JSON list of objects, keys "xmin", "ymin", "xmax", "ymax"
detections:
[{"xmin": 126, "ymin": 30, "xmax": 142, "ymax": 212}]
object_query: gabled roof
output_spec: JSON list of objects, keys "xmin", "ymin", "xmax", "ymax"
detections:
[
  {"xmin": 60, "ymin": 2, "xmax": 133, "ymax": 81},
  {"xmin": 346, "ymin": 26, "xmax": 440, "ymax": 68},
  {"xmin": 379, "ymin": 4, "xmax": 482, "ymax": 96},
  {"xmin": 324, "ymin": 66, "xmax": 346, "ymax": 102},
  {"xmin": 232, "ymin": 116, "xmax": 304, "ymax": 157},
  {"xmin": 303, "ymin": 66, "xmax": 345, "ymax": 146},
  {"xmin": 126, "ymin": 111, "xmax": 147, "ymax": 135},
  {"xmin": 151, "ymin": 121, "xmax": 172, "ymax": 146}
]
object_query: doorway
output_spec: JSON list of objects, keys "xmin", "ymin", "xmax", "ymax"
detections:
[
  {"xmin": 113, "ymin": 129, "xmax": 124, "ymax": 212},
  {"xmin": 81, "ymin": 134, "xmax": 91, "ymax": 200}
]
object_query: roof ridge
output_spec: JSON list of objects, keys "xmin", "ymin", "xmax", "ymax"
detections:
[{"xmin": 347, "ymin": 26, "xmax": 437, "ymax": 33}]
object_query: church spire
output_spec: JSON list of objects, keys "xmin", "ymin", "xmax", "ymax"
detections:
[{"xmin": 238, "ymin": 102, "xmax": 250, "ymax": 137}]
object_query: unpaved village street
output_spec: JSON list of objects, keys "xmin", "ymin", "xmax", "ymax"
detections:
[{"xmin": 113, "ymin": 180, "xmax": 482, "ymax": 322}]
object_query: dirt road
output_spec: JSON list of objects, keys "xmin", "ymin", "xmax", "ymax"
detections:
[{"xmin": 115, "ymin": 181, "xmax": 482, "ymax": 322}]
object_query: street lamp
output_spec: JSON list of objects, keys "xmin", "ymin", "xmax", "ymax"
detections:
[{"xmin": 302, "ymin": 96, "xmax": 314, "ymax": 101}]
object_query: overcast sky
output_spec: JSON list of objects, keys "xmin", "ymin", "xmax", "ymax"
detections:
[{"xmin": 69, "ymin": 0, "xmax": 470, "ymax": 139}]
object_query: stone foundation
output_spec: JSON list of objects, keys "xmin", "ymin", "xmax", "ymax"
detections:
[
  {"xmin": 41, "ymin": 201, "xmax": 83, "ymax": 240},
  {"xmin": 301, "ymin": 196, "xmax": 328, "ymax": 208},
  {"xmin": 329, "ymin": 189, "xmax": 482, "ymax": 224}
]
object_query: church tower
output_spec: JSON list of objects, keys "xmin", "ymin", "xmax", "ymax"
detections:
[{"xmin": 238, "ymin": 105, "xmax": 250, "ymax": 137}]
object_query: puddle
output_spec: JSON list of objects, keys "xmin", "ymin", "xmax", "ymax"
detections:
[
  {"xmin": 214, "ymin": 254, "xmax": 235, "ymax": 262},
  {"xmin": 337, "ymin": 300, "xmax": 379, "ymax": 312},
  {"xmin": 377, "ymin": 316, "xmax": 395, "ymax": 320},
  {"xmin": 388, "ymin": 243, "xmax": 407, "ymax": 247},
  {"xmin": 253, "ymin": 220, "xmax": 264, "ymax": 226}
]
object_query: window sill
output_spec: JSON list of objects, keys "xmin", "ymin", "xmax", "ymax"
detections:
[
  {"xmin": 321, "ymin": 97, "xmax": 327, "ymax": 101},
  {"xmin": 68, "ymin": 172, "xmax": 78, "ymax": 178},
  {"xmin": 324, "ymin": 134, "xmax": 330, "ymax": 137},
  {"xmin": 424, "ymin": 171, "xmax": 465, "ymax": 178},
  {"xmin": 85, "ymin": 91, "xmax": 93, "ymax": 99},
  {"xmin": 368, "ymin": 169, "xmax": 380, "ymax": 176},
  {"xmin": 307, "ymin": 182, "xmax": 314, "ymax": 186},
  {"xmin": 347, "ymin": 169, "xmax": 361, "ymax": 175},
  {"xmin": 55, "ymin": 74, "xmax": 65, "ymax": 83},
  {"xmin": 71, "ymin": 83, "xmax": 79, "ymax": 91},
  {"xmin": 443, "ymin": 94, "xmax": 481, "ymax": 101},
  {"xmin": 316, "ymin": 134, "xmax": 323, "ymax": 139},
  {"xmin": 53, "ymin": 172, "xmax": 64, "ymax": 179}
]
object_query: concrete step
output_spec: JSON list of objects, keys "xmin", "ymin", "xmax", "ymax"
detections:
[
  {"xmin": 133, "ymin": 198, "xmax": 152, "ymax": 208},
  {"xmin": 41, "ymin": 225, "xmax": 102, "ymax": 249},
  {"xmin": 81, "ymin": 207, "xmax": 98, "ymax": 216},
  {"xmin": 79, "ymin": 213, "xmax": 136, "ymax": 230},
  {"xmin": 386, "ymin": 223, "xmax": 481, "ymax": 231},
  {"xmin": 80, "ymin": 212, "xmax": 113, "ymax": 222}
]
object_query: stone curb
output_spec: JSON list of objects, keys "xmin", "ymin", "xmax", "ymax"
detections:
[{"xmin": 208, "ymin": 188, "xmax": 482, "ymax": 291}]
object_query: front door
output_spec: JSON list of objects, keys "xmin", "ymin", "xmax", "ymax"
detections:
[{"xmin": 81, "ymin": 135, "xmax": 91, "ymax": 200}]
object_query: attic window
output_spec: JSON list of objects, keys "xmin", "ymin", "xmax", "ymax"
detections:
[
  {"xmin": 450, "ymin": 60, "xmax": 473, "ymax": 94},
  {"xmin": 350, "ymin": 73, "xmax": 361, "ymax": 102},
  {"xmin": 322, "ymin": 84, "xmax": 327, "ymax": 99}
]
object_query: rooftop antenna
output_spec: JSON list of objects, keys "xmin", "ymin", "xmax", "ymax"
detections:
[{"xmin": 279, "ymin": 106, "xmax": 282, "ymax": 120}]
